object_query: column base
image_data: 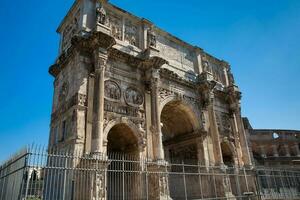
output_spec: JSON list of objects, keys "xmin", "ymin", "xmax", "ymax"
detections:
[{"xmin": 81, "ymin": 153, "xmax": 110, "ymax": 200}]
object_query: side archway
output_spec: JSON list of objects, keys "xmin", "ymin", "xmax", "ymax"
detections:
[
  {"xmin": 104, "ymin": 120, "xmax": 144, "ymax": 200},
  {"xmin": 221, "ymin": 141, "xmax": 237, "ymax": 166},
  {"xmin": 103, "ymin": 118, "xmax": 145, "ymax": 155}
]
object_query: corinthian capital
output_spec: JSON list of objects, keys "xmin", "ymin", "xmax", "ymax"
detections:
[
  {"xmin": 94, "ymin": 49, "xmax": 108, "ymax": 72},
  {"xmin": 225, "ymin": 85, "xmax": 242, "ymax": 107},
  {"xmin": 197, "ymin": 77, "xmax": 217, "ymax": 109}
]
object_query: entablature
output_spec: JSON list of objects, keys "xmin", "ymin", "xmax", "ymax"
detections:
[{"xmin": 54, "ymin": 0, "xmax": 234, "ymax": 89}]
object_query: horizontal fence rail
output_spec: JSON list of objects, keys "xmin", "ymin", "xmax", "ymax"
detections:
[{"xmin": 0, "ymin": 146, "xmax": 299, "ymax": 200}]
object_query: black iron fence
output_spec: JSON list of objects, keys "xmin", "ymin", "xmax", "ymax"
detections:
[{"xmin": 0, "ymin": 146, "xmax": 299, "ymax": 200}]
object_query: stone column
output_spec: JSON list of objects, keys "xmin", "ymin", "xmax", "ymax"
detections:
[
  {"xmin": 195, "ymin": 47, "xmax": 203, "ymax": 75},
  {"xmin": 284, "ymin": 144, "xmax": 291, "ymax": 156},
  {"xmin": 227, "ymin": 86, "xmax": 252, "ymax": 166},
  {"xmin": 198, "ymin": 78, "xmax": 223, "ymax": 166},
  {"xmin": 91, "ymin": 49, "xmax": 108, "ymax": 154},
  {"xmin": 259, "ymin": 145, "xmax": 267, "ymax": 158},
  {"xmin": 197, "ymin": 137, "xmax": 209, "ymax": 167},
  {"xmin": 149, "ymin": 68, "xmax": 164, "ymax": 161},
  {"xmin": 235, "ymin": 110, "xmax": 252, "ymax": 165},
  {"xmin": 293, "ymin": 144, "xmax": 300, "ymax": 157},
  {"xmin": 229, "ymin": 114, "xmax": 244, "ymax": 166},
  {"xmin": 224, "ymin": 68, "xmax": 230, "ymax": 87},
  {"xmin": 272, "ymin": 144, "xmax": 279, "ymax": 157},
  {"xmin": 207, "ymin": 92, "xmax": 224, "ymax": 165}
]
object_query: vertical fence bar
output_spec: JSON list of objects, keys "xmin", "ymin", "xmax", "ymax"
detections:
[{"xmin": 182, "ymin": 161, "xmax": 187, "ymax": 200}]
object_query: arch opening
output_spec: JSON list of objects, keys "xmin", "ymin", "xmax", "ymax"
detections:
[
  {"xmin": 107, "ymin": 123, "xmax": 139, "ymax": 156},
  {"xmin": 221, "ymin": 142, "xmax": 234, "ymax": 166},
  {"xmin": 161, "ymin": 100, "xmax": 199, "ymax": 164},
  {"xmin": 106, "ymin": 123, "xmax": 141, "ymax": 200}
]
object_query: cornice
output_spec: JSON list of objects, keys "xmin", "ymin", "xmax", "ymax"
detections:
[
  {"xmin": 159, "ymin": 68, "xmax": 196, "ymax": 88},
  {"xmin": 49, "ymin": 31, "xmax": 116, "ymax": 78}
]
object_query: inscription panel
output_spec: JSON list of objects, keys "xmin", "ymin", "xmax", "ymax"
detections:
[{"xmin": 156, "ymin": 34, "xmax": 196, "ymax": 72}]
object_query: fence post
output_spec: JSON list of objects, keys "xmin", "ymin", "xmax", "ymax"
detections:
[
  {"xmin": 23, "ymin": 151, "xmax": 31, "ymax": 200},
  {"xmin": 182, "ymin": 161, "xmax": 187, "ymax": 200}
]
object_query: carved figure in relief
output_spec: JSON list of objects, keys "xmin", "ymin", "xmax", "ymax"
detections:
[
  {"xmin": 203, "ymin": 61, "xmax": 212, "ymax": 73},
  {"xmin": 96, "ymin": 4, "xmax": 108, "ymax": 25},
  {"xmin": 124, "ymin": 21, "xmax": 138, "ymax": 46},
  {"xmin": 147, "ymin": 28, "xmax": 156, "ymax": 48},
  {"xmin": 62, "ymin": 15, "xmax": 79, "ymax": 50},
  {"xmin": 104, "ymin": 81, "xmax": 121, "ymax": 100},
  {"xmin": 59, "ymin": 82, "xmax": 69, "ymax": 102},
  {"xmin": 221, "ymin": 114, "xmax": 232, "ymax": 133},
  {"xmin": 125, "ymin": 87, "xmax": 143, "ymax": 106},
  {"xmin": 109, "ymin": 15, "xmax": 122, "ymax": 40},
  {"xmin": 228, "ymin": 72, "xmax": 235, "ymax": 85}
]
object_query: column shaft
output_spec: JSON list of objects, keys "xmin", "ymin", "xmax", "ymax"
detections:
[
  {"xmin": 235, "ymin": 109, "xmax": 252, "ymax": 166},
  {"xmin": 294, "ymin": 144, "xmax": 300, "ymax": 157},
  {"xmin": 151, "ymin": 80, "xmax": 164, "ymax": 160},
  {"xmin": 259, "ymin": 145, "xmax": 266, "ymax": 158},
  {"xmin": 284, "ymin": 144, "xmax": 290, "ymax": 156},
  {"xmin": 272, "ymin": 145, "xmax": 279, "ymax": 157},
  {"xmin": 91, "ymin": 51, "xmax": 107, "ymax": 154},
  {"xmin": 207, "ymin": 94, "xmax": 223, "ymax": 165},
  {"xmin": 229, "ymin": 114, "xmax": 243, "ymax": 166}
]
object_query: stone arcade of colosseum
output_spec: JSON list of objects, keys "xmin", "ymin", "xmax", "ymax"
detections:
[{"xmin": 46, "ymin": 0, "xmax": 298, "ymax": 199}]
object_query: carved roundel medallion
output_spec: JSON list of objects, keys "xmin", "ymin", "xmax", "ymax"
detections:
[
  {"xmin": 104, "ymin": 80, "xmax": 121, "ymax": 101},
  {"xmin": 124, "ymin": 87, "xmax": 144, "ymax": 107}
]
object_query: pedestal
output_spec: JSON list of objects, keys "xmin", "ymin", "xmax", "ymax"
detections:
[{"xmin": 147, "ymin": 161, "xmax": 171, "ymax": 200}]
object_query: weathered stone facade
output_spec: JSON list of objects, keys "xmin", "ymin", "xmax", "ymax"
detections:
[
  {"xmin": 48, "ymin": 0, "xmax": 254, "ymax": 198},
  {"xmin": 243, "ymin": 118, "xmax": 300, "ymax": 167}
]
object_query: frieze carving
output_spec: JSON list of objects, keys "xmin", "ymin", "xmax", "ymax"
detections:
[
  {"xmin": 216, "ymin": 112, "xmax": 233, "ymax": 139},
  {"xmin": 62, "ymin": 11, "xmax": 80, "ymax": 51},
  {"xmin": 104, "ymin": 100, "xmax": 139, "ymax": 117},
  {"xmin": 158, "ymin": 88, "xmax": 198, "ymax": 104},
  {"xmin": 124, "ymin": 20, "xmax": 138, "ymax": 46},
  {"xmin": 124, "ymin": 87, "xmax": 144, "ymax": 107},
  {"xmin": 147, "ymin": 28, "xmax": 156, "ymax": 48},
  {"xmin": 59, "ymin": 82, "xmax": 69, "ymax": 102},
  {"xmin": 108, "ymin": 13, "xmax": 122, "ymax": 40},
  {"xmin": 104, "ymin": 80, "xmax": 121, "ymax": 101},
  {"xmin": 159, "ymin": 88, "xmax": 174, "ymax": 101},
  {"xmin": 51, "ymin": 93, "xmax": 87, "ymax": 123},
  {"xmin": 202, "ymin": 55, "xmax": 226, "ymax": 85}
]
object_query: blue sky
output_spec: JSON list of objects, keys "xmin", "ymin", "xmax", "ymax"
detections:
[{"xmin": 0, "ymin": 0, "xmax": 299, "ymax": 162}]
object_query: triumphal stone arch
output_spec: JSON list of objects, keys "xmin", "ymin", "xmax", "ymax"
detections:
[{"xmin": 48, "ymin": 0, "xmax": 254, "ymax": 199}]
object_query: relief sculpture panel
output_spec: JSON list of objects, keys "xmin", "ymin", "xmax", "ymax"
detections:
[
  {"xmin": 108, "ymin": 13, "xmax": 122, "ymax": 40},
  {"xmin": 61, "ymin": 10, "xmax": 80, "ymax": 51},
  {"xmin": 104, "ymin": 80, "xmax": 121, "ymax": 101},
  {"xmin": 124, "ymin": 87, "xmax": 143, "ymax": 107},
  {"xmin": 216, "ymin": 112, "xmax": 233, "ymax": 139},
  {"xmin": 124, "ymin": 20, "xmax": 139, "ymax": 47}
]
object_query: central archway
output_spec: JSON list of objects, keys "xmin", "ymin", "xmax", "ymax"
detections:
[
  {"xmin": 160, "ymin": 100, "xmax": 200, "ymax": 163},
  {"xmin": 160, "ymin": 99, "xmax": 203, "ymax": 199},
  {"xmin": 106, "ymin": 123, "xmax": 141, "ymax": 200}
]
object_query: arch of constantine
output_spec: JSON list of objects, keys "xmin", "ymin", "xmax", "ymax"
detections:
[
  {"xmin": 47, "ymin": 0, "xmax": 255, "ymax": 199},
  {"xmin": 2, "ymin": 1, "xmax": 300, "ymax": 200}
]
